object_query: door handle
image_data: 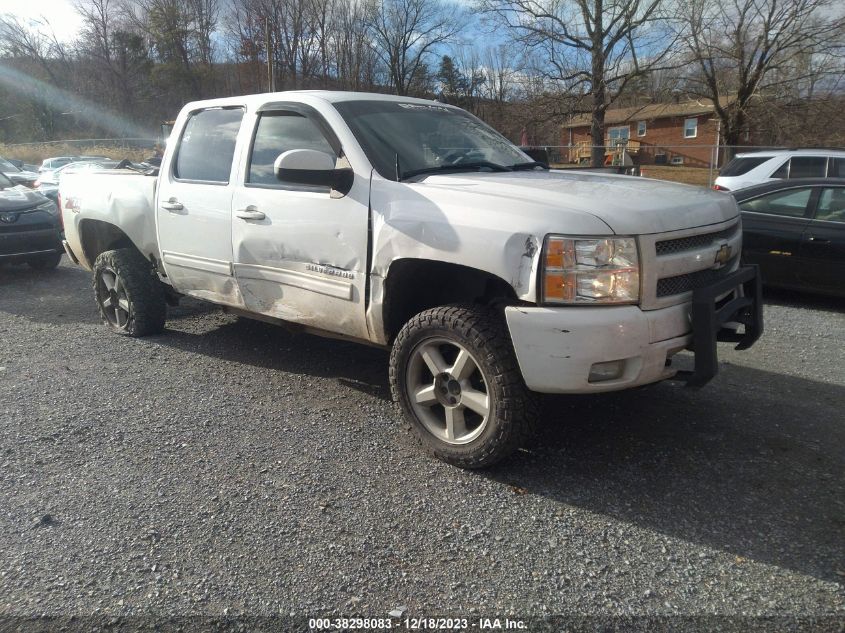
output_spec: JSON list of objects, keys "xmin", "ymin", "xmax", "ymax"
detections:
[
  {"xmin": 806, "ymin": 235, "xmax": 830, "ymax": 244},
  {"xmin": 161, "ymin": 198, "xmax": 183, "ymax": 211},
  {"xmin": 235, "ymin": 207, "xmax": 265, "ymax": 221}
]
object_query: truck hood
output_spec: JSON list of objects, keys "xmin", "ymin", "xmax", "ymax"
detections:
[
  {"xmin": 411, "ymin": 170, "xmax": 738, "ymax": 235},
  {"xmin": 0, "ymin": 185, "xmax": 51, "ymax": 212}
]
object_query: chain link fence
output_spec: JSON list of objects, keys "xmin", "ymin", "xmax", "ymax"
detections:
[{"xmin": 520, "ymin": 144, "xmax": 814, "ymax": 187}]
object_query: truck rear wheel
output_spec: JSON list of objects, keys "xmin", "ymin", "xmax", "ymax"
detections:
[
  {"xmin": 93, "ymin": 248, "xmax": 166, "ymax": 336},
  {"xmin": 389, "ymin": 305, "xmax": 538, "ymax": 469}
]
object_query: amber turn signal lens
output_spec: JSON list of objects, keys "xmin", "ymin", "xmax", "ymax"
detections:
[
  {"xmin": 544, "ymin": 272, "xmax": 575, "ymax": 302},
  {"xmin": 545, "ymin": 238, "xmax": 574, "ymax": 270}
]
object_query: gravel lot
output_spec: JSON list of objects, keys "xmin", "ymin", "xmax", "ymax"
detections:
[{"xmin": 1, "ymin": 258, "xmax": 843, "ymax": 629}]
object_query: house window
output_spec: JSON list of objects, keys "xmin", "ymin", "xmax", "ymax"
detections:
[
  {"xmin": 684, "ymin": 117, "xmax": 698, "ymax": 139},
  {"xmin": 637, "ymin": 121, "xmax": 646, "ymax": 137},
  {"xmin": 608, "ymin": 126, "xmax": 630, "ymax": 146}
]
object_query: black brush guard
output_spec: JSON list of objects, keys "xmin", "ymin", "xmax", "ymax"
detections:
[{"xmin": 672, "ymin": 264, "xmax": 763, "ymax": 388}]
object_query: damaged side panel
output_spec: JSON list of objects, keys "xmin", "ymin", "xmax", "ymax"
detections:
[
  {"xmin": 61, "ymin": 171, "xmax": 162, "ymax": 270},
  {"xmin": 365, "ymin": 178, "xmax": 548, "ymax": 344},
  {"xmin": 228, "ymin": 114, "xmax": 372, "ymax": 340}
]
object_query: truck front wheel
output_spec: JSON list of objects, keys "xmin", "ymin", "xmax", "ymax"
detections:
[
  {"xmin": 390, "ymin": 305, "xmax": 538, "ymax": 469},
  {"xmin": 93, "ymin": 248, "xmax": 166, "ymax": 336}
]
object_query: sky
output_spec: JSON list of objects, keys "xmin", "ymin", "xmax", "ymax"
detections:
[{"xmin": 2, "ymin": 0, "xmax": 84, "ymax": 43}]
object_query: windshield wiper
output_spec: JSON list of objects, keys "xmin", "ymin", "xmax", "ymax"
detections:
[
  {"xmin": 400, "ymin": 161, "xmax": 511, "ymax": 181},
  {"xmin": 510, "ymin": 161, "xmax": 549, "ymax": 171}
]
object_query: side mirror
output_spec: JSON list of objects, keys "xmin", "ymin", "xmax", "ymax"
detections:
[{"xmin": 274, "ymin": 149, "xmax": 353, "ymax": 195}]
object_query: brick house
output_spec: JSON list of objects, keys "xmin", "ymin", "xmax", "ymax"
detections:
[{"xmin": 561, "ymin": 98, "xmax": 733, "ymax": 167}]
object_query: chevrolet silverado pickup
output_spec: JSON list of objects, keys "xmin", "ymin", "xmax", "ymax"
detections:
[{"xmin": 59, "ymin": 91, "xmax": 762, "ymax": 468}]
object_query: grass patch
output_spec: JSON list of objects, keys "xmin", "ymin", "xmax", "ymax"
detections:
[{"xmin": 0, "ymin": 143, "xmax": 150, "ymax": 166}]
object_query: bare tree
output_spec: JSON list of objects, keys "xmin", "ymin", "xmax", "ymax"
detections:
[
  {"xmin": 482, "ymin": 44, "xmax": 518, "ymax": 104},
  {"xmin": 0, "ymin": 14, "xmax": 69, "ymax": 84},
  {"xmin": 367, "ymin": 0, "xmax": 465, "ymax": 96},
  {"xmin": 121, "ymin": 0, "xmax": 220, "ymax": 99},
  {"xmin": 681, "ymin": 0, "xmax": 845, "ymax": 150},
  {"xmin": 0, "ymin": 14, "xmax": 71, "ymax": 138},
  {"xmin": 332, "ymin": 0, "xmax": 381, "ymax": 90},
  {"xmin": 222, "ymin": 0, "xmax": 267, "ymax": 92},
  {"xmin": 479, "ymin": 0, "xmax": 681, "ymax": 165},
  {"xmin": 74, "ymin": 0, "xmax": 152, "ymax": 128}
]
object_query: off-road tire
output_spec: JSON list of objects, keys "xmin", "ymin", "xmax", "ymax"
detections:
[
  {"xmin": 27, "ymin": 252, "xmax": 62, "ymax": 270},
  {"xmin": 93, "ymin": 248, "xmax": 166, "ymax": 336},
  {"xmin": 390, "ymin": 305, "xmax": 538, "ymax": 469}
]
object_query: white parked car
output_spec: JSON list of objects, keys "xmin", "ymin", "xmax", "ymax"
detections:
[
  {"xmin": 59, "ymin": 91, "xmax": 762, "ymax": 468},
  {"xmin": 714, "ymin": 149, "xmax": 845, "ymax": 192}
]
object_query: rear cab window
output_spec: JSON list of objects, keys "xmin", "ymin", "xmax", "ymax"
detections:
[{"xmin": 174, "ymin": 107, "xmax": 245, "ymax": 183}]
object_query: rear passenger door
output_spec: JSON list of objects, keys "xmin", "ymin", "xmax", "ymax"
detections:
[
  {"xmin": 739, "ymin": 187, "xmax": 817, "ymax": 288},
  {"xmin": 230, "ymin": 103, "xmax": 371, "ymax": 340},
  {"xmin": 798, "ymin": 186, "xmax": 845, "ymax": 293},
  {"xmin": 157, "ymin": 106, "xmax": 246, "ymax": 306}
]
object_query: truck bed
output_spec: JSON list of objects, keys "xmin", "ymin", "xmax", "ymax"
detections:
[{"xmin": 60, "ymin": 170, "xmax": 159, "ymax": 271}]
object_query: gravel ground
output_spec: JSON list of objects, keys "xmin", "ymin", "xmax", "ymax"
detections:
[{"xmin": 1, "ymin": 258, "xmax": 843, "ymax": 629}]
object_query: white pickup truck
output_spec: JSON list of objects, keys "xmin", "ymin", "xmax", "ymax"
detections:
[{"xmin": 60, "ymin": 91, "xmax": 762, "ymax": 468}]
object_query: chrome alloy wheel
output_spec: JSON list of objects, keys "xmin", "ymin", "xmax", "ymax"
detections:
[
  {"xmin": 96, "ymin": 266, "xmax": 131, "ymax": 330},
  {"xmin": 406, "ymin": 337, "xmax": 491, "ymax": 445}
]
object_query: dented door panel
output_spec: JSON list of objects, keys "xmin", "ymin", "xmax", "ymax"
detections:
[{"xmin": 230, "ymin": 108, "xmax": 370, "ymax": 340}]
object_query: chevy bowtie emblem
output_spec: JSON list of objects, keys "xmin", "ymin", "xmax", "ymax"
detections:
[
  {"xmin": 0, "ymin": 212, "xmax": 17, "ymax": 223},
  {"xmin": 714, "ymin": 243, "xmax": 733, "ymax": 267}
]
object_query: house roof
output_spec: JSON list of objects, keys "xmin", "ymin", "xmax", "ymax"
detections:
[{"xmin": 561, "ymin": 98, "xmax": 731, "ymax": 128}]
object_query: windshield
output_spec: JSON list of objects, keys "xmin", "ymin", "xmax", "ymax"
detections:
[
  {"xmin": 0, "ymin": 158, "xmax": 22, "ymax": 172},
  {"xmin": 0, "ymin": 172, "xmax": 14, "ymax": 188},
  {"xmin": 333, "ymin": 100, "xmax": 530, "ymax": 181}
]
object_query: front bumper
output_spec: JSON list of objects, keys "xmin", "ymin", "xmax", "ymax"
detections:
[
  {"xmin": 0, "ymin": 224, "xmax": 63, "ymax": 260},
  {"xmin": 505, "ymin": 265, "xmax": 763, "ymax": 393}
]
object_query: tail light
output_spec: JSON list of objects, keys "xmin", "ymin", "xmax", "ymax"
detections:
[
  {"xmin": 57, "ymin": 194, "xmax": 64, "ymax": 230},
  {"xmin": 712, "ymin": 184, "xmax": 730, "ymax": 192}
]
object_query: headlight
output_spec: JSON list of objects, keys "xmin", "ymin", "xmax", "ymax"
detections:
[{"xmin": 541, "ymin": 235, "xmax": 639, "ymax": 304}]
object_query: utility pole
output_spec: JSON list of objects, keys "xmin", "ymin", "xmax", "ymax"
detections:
[{"xmin": 265, "ymin": 17, "xmax": 275, "ymax": 92}]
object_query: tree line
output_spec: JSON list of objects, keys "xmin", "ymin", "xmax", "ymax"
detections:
[{"xmin": 0, "ymin": 0, "xmax": 843, "ymax": 165}]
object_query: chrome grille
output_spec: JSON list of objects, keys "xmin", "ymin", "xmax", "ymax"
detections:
[
  {"xmin": 656, "ymin": 222, "xmax": 740, "ymax": 256},
  {"xmin": 656, "ymin": 256, "xmax": 740, "ymax": 297}
]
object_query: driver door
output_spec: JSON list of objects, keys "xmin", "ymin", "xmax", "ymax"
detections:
[{"xmin": 230, "ymin": 105, "xmax": 371, "ymax": 340}]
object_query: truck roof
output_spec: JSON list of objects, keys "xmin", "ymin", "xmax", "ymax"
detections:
[{"xmin": 179, "ymin": 90, "xmax": 451, "ymax": 112}]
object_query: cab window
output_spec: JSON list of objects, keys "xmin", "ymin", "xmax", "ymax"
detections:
[
  {"xmin": 174, "ymin": 107, "xmax": 244, "ymax": 183},
  {"xmin": 247, "ymin": 111, "xmax": 336, "ymax": 187},
  {"xmin": 739, "ymin": 188, "xmax": 813, "ymax": 217}
]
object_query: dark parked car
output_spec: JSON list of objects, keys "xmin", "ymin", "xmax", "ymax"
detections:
[
  {"xmin": 0, "ymin": 156, "xmax": 39, "ymax": 188},
  {"xmin": 733, "ymin": 178, "xmax": 845, "ymax": 297},
  {"xmin": 0, "ymin": 171, "xmax": 63, "ymax": 270}
]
